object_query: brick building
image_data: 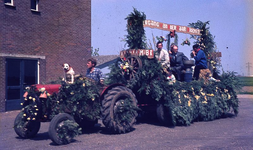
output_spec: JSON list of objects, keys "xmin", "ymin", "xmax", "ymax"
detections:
[{"xmin": 0, "ymin": 0, "xmax": 91, "ymax": 111}]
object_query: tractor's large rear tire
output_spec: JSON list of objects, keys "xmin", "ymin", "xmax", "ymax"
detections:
[
  {"xmin": 157, "ymin": 104, "xmax": 175, "ymax": 127},
  {"xmin": 14, "ymin": 111, "xmax": 41, "ymax": 138},
  {"xmin": 101, "ymin": 86, "xmax": 138, "ymax": 133},
  {"xmin": 48, "ymin": 113, "xmax": 76, "ymax": 145}
]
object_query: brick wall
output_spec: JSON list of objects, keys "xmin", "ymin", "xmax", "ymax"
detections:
[
  {"xmin": 0, "ymin": 0, "xmax": 91, "ymax": 111},
  {"xmin": 0, "ymin": 57, "xmax": 5, "ymax": 112}
]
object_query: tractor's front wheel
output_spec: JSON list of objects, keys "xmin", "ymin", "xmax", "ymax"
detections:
[
  {"xmin": 14, "ymin": 111, "xmax": 41, "ymax": 138},
  {"xmin": 48, "ymin": 113, "xmax": 79, "ymax": 145},
  {"xmin": 101, "ymin": 86, "xmax": 138, "ymax": 133}
]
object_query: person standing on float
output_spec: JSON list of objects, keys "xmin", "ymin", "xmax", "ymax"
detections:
[{"xmin": 191, "ymin": 44, "xmax": 207, "ymax": 80}]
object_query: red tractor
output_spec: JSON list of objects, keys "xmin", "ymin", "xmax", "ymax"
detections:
[
  {"xmin": 14, "ymin": 49, "xmax": 173, "ymax": 145},
  {"xmin": 14, "ymin": 76, "xmax": 139, "ymax": 145}
]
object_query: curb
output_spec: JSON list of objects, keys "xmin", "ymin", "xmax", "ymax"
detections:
[{"xmin": 237, "ymin": 94, "xmax": 253, "ymax": 98}]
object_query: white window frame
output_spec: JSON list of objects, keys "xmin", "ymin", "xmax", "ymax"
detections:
[
  {"xmin": 4, "ymin": 0, "xmax": 14, "ymax": 6},
  {"xmin": 31, "ymin": 0, "xmax": 39, "ymax": 12}
]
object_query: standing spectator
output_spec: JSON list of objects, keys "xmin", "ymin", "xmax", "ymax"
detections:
[
  {"xmin": 191, "ymin": 44, "xmax": 207, "ymax": 80},
  {"xmin": 169, "ymin": 44, "xmax": 189, "ymax": 81},
  {"xmin": 155, "ymin": 41, "xmax": 170, "ymax": 68},
  {"xmin": 86, "ymin": 58, "xmax": 103, "ymax": 84}
]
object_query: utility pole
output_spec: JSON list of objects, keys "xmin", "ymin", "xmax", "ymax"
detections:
[{"xmin": 246, "ymin": 62, "xmax": 252, "ymax": 76}]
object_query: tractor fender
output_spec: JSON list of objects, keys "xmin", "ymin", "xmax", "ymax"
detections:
[
  {"xmin": 33, "ymin": 84, "xmax": 61, "ymax": 95},
  {"xmin": 100, "ymin": 83, "xmax": 126, "ymax": 102}
]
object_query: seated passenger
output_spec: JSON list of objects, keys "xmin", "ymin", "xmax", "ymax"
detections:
[
  {"xmin": 169, "ymin": 44, "xmax": 189, "ymax": 81},
  {"xmin": 155, "ymin": 41, "xmax": 170, "ymax": 68}
]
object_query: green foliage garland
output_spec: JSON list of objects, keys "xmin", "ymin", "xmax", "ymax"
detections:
[
  {"xmin": 125, "ymin": 8, "xmax": 147, "ymax": 49},
  {"xmin": 165, "ymin": 78, "xmax": 240, "ymax": 126},
  {"xmin": 115, "ymin": 10, "xmax": 240, "ymax": 126},
  {"xmin": 53, "ymin": 76, "xmax": 101, "ymax": 122},
  {"xmin": 181, "ymin": 38, "xmax": 191, "ymax": 46},
  {"xmin": 56, "ymin": 120, "xmax": 82, "ymax": 144},
  {"xmin": 188, "ymin": 20, "xmax": 220, "ymax": 71},
  {"xmin": 19, "ymin": 76, "xmax": 101, "ymax": 138},
  {"xmin": 114, "ymin": 98, "xmax": 140, "ymax": 127},
  {"xmin": 104, "ymin": 58, "xmax": 128, "ymax": 85},
  {"xmin": 106, "ymin": 57, "xmax": 240, "ymax": 126}
]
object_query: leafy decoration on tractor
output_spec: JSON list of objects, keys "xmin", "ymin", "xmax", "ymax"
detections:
[
  {"xmin": 188, "ymin": 20, "xmax": 220, "ymax": 72},
  {"xmin": 53, "ymin": 76, "xmax": 101, "ymax": 122},
  {"xmin": 20, "ymin": 76, "xmax": 101, "ymax": 135},
  {"xmin": 15, "ymin": 86, "xmax": 42, "ymax": 129},
  {"xmin": 56, "ymin": 120, "xmax": 82, "ymax": 144},
  {"xmin": 125, "ymin": 8, "xmax": 147, "ymax": 49},
  {"xmin": 113, "ymin": 97, "xmax": 140, "ymax": 129},
  {"xmin": 106, "ymin": 56, "xmax": 241, "ymax": 126}
]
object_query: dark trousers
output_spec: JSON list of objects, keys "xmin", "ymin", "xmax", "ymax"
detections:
[
  {"xmin": 171, "ymin": 66, "xmax": 185, "ymax": 81},
  {"xmin": 193, "ymin": 65, "xmax": 206, "ymax": 80}
]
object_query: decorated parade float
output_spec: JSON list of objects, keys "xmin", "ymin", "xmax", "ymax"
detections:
[{"xmin": 14, "ymin": 8, "xmax": 241, "ymax": 145}]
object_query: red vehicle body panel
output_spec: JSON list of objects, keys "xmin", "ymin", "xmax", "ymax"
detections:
[{"xmin": 33, "ymin": 84, "xmax": 61, "ymax": 94}]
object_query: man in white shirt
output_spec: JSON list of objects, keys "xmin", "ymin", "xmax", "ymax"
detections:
[{"xmin": 155, "ymin": 41, "xmax": 170, "ymax": 68}]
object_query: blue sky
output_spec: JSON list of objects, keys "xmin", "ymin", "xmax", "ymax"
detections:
[{"xmin": 92, "ymin": 0, "xmax": 252, "ymax": 76}]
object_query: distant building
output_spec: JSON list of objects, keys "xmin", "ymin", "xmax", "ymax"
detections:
[
  {"xmin": 93, "ymin": 55, "xmax": 120, "ymax": 77},
  {"xmin": 0, "ymin": 0, "xmax": 91, "ymax": 111},
  {"xmin": 93, "ymin": 55, "xmax": 119, "ymax": 67}
]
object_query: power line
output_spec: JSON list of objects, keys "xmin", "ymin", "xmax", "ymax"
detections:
[{"xmin": 246, "ymin": 62, "xmax": 252, "ymax": 76}]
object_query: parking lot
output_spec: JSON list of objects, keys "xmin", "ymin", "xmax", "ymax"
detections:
[{"xmin": 0, "ymin": 95, "xmax": 253, "ymax": 150}]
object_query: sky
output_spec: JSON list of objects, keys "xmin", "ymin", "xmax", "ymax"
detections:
[{"xmin": 91, "ymin": 0, "xmax": 253, "ymax": 76}]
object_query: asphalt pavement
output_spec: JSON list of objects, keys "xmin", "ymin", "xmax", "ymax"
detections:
[{"xmin": 0, "ymin": 94, "xmax": 253, "ymax": 150}]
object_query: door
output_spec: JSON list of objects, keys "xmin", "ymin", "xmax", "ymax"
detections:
[{"xmin": 6, "ymin": 59, "xmax": 38, "ymax": 111}]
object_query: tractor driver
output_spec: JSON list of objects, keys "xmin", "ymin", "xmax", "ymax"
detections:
[{"xmin": 86, "ymin": 58, "xmax": 103, "ymax": 84}]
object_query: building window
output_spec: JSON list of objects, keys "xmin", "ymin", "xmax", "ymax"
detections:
[
  {"xmin": 4, "ymin": 0, "xmax": 14, "ymax": 6},
  {"xmin": 31, "ymin": 0, "xmax": 39, "ymax": 11}
]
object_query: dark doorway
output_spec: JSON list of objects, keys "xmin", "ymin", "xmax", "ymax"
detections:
[{"xmin": 6, "ymin": 59, "xmax": 38, "ymax": 111}]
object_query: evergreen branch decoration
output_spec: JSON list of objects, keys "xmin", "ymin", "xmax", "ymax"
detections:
[
  {"xmin": 20, "ymin": 76, "xmax": 102, "ymax": 135},
  {"xmin": 125, "ymin": 8, "xmax": 147, "ymax": 49},
  {"xmin": 181, "ymin": 38, "xmax": 191, "ymax": 46},
  {"xmin": 56, "ymin": 120, "xmax": 82, "ymax": 144},
  {"xmin": 55, "ymin": 76, "xmax": 101, "ymax": 122},
  {"xmin": 174, "ymin": 33, "xmax": 178, "ymax": 46},
  {"xmin": 114, "ymin": 98, "xmax": 140, "ymax": 127},
  {"xmin": 166, "ymin": 33, "xmax": 171, "ymax": 52},
  {"xmin": 106, "ymin": 56, "xmax": 240, "ymax": 126},
  {"xmin": 106, "ymin": 10, "xmax": 240, "ymax": 127},
  {"xmin": 188, "ymin": 20, "xmax": 219, "ymax": 72}
]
